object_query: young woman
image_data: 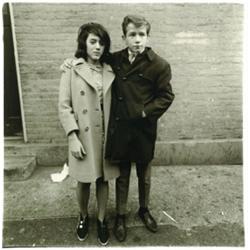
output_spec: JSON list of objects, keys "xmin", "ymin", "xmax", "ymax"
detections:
[{"xmin": 58, "ymin": 22, "xmax": 119, "ymax": 246}]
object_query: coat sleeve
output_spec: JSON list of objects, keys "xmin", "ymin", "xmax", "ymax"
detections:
[
  {"xmin": 144, "ymin": 63, "xmax": 175, "ymax": 119},
  {"xmin": 58, "ymin": 68, "xmax": 79, "ymax": 136}
]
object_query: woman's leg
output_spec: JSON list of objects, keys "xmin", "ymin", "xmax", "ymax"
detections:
[
  {"xmin": 76, "ymin": 181, "xmax": 91, "ymax": 218},
  {"xmin": 96, "ymin": 177, "xmax": 109, "ymax": 222}
]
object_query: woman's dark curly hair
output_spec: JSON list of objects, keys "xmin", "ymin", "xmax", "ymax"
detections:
[{"xmin": 75, "ymin": 22, "xmax": 111, "ymax": 64}]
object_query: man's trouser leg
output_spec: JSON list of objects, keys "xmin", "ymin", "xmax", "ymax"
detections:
[
  {"xmin": 116, "ymin": 162, "xmax": 132, "ymax": 215},
  {"xmin": 136, "ymin": 161, "xmax": 157, "ymax": 233},
  {"xmin": 136, "ymin": 162, "xmax": 152, "ymax": 208}
]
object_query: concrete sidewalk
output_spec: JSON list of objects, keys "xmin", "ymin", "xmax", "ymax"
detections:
[{"xmin": 3, "ymin": 165, "xmax": 244, "ymax": 247}]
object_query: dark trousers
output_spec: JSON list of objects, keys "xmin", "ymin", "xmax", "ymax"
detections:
[{"xmin": 116, "ymin": 161, "xmax": 151, "ymax": 215}]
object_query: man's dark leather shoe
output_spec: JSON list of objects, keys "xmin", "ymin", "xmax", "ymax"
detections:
[
  {"xmin": 114, "ymin": 214, "xmax": 127, "ymax": 242},
  {"xmin": 138, "ymin": 208, "xmax": 158, "ymax": 233}
]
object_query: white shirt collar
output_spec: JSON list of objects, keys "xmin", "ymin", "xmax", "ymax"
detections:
[{"xmin": 127, "ymin": 48, "xmax": 145, "ymax": 56}]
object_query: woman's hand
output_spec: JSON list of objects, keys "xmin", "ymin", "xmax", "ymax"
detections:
[
  {"xmin": 68, "ymin": 132, "xmax": 86, "ymax": 160},
  {"xmin": 59, "ymin": 58, "xmax": 74, "ymax": 72}
]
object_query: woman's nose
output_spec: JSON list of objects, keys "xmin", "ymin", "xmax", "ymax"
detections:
[{"xmin": 95, "ymin": 42, "xmax": 101, "ymax": 49}]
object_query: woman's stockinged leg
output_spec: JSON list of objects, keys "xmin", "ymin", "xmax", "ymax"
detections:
[
  {"xmin": 96, "ymin": 177, "xmax": 109, "ymax": 222},
  {"xmin": 76, "ymin": 181, "xmax": 91, "ymax": 218}
]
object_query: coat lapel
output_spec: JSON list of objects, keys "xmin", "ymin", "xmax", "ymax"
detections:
[
  {"xmin": 72, "ymin": 58, "xmax": 114, "ymax": 95},
  {"xmin": 103, "ymin": 63, "xmax": 115, "ymax": 96},
  {"xmin": 120, "ymin": 47, "xmax": 153, "ymax": 78},
  {"xmin": 73, "ymin": 58, "xmax": 97, "ymax": 91}
]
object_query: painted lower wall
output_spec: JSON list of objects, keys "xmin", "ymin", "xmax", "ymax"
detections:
[{"xmin": 5, "ymin": 139, "xmax": 242, "ymax": 166}]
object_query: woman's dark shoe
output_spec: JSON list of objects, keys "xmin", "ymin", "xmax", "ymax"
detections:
[
  {"xmin": 138, "ymin": 207, "xmax": 158, "ymax": 233},
  {"xmin": 113, "ymin": 214, "xmax": 127, "ymax": 242},
  {"xmin": 76, "ymin": 213, "xmax": 89, "ymax": 241},
  {"xmin": 97, "ymin": 218, "xmax": 109, "ymax": 246}
]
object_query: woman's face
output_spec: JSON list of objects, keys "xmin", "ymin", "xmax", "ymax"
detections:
[{"xmin": 86, "ymin": 33, "xmax": 105, "ymax": 63}]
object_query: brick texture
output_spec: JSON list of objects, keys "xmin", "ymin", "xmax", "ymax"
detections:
[{"xmin": 11, "ymin": 3, "xmax": 243, "ymax": 143}]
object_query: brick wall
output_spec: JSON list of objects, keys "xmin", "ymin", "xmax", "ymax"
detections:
[{"xmin": 12, "ymin": 3, "xmax": 243, "ymax": 143}]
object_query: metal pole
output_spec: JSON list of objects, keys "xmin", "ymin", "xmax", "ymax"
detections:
[{"xmin": 9, "ymin": 3, "xmax": 28, "ymax": 142}]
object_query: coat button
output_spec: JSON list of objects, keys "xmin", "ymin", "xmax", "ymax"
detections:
[
  {"xmin": 82, "ymin": 109, "xmax": 88, "ymax": 114},
  {"xmin": 138, "ymin": 73, "xmax": 143, "ymax": 77},
  {"xmin": 80, "ymin": 90, "xmax": 85, "ymax": 95},
  {"xmin": 115, "ymin": 117, "xmax": 120, "ymax": 121},
  {"xmin": 118, "ymin": 96, "xmax": 123, "ymax": 101},
  {"xmin": 122, "ymin": 76, "xmax": 127, "ymax": 80},
  {"xmin": 85, "ymin": 126, "xmax": 89, "ymax": 132}
]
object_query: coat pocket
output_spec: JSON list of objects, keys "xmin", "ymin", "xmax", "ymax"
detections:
[
  {"xmin": 138, "ymin": 72, "xmax": 155, "ymax": 84},
  {"xmin": 126, "ymin": 102, "xmax": 144, "ymax": 120}
]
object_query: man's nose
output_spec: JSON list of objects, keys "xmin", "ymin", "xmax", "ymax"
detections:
[{"xmin": 135, "ymin": 35, "xmax": 141, "ymax": 43}]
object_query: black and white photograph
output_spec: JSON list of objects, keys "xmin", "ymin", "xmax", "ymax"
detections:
[{"xmin": 1, "ymin": 0, "xmax": 248, "ymax": 247}]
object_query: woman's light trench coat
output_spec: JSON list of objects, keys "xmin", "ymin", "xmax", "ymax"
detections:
[{"xmin": 58, "ymin": 58, "xmax": 119, "ymax": 183}]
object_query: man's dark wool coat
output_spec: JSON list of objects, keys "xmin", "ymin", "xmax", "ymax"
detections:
[{"xmin": 105, "ymin": 47, "xmax": 175, "ymax": 163}]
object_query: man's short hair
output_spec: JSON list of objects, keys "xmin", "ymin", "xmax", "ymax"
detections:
[{"xmin": 122, "ymin": 15, "xmax": 151, "ymax": 35}]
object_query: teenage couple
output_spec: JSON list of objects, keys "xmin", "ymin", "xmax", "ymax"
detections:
[{"xmin": 58, "ymin": 14, "xmax": 175, "ymax": 246}]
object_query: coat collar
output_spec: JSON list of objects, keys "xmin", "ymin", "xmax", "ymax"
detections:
[
  {"xmin": 117, "ymin": 47, "xmax": 155, "ymax": 77},
  {"xmin": 120, "ymin": 47, "xmax": 155, "ymax": 62},
  {"xmin": 73, "ymin": 58, "xmax": 114, "ymax": 96}
]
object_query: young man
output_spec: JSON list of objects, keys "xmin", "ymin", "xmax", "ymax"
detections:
[
  {"xmin": 61, "ymin": 15, "xmax": 174, "ymax": 242},
  {"xmin": 105, "ymin": 15, "xmax": 175, "ymax": 242}
]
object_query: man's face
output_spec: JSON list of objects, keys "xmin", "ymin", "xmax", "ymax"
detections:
[{"xmin": 123, "ymin": 23, "xmax": 148, "ymax": 54}]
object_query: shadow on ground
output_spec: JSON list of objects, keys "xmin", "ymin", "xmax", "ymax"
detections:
[{"xmin": 3, "ymin": 217, "xmax": 244, "ymax": 247}]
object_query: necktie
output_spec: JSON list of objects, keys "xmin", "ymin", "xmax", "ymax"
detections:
[{"xmin": 129, "ymin": 52, "xmax": 138, "ymax": 64}]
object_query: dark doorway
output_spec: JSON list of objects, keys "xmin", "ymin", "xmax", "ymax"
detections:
[{"xmin": 3, "ymin": 3, "xmax": 23, "ymax": 137}]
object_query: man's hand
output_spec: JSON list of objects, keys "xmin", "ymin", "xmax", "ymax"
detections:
[
  {"xmin": 68, "ymin": 132, "xmax": 86, "ymax": 160},
  {"xmin": 60, "ymin": 58, "xmax": 74, "ymax": 72}
]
